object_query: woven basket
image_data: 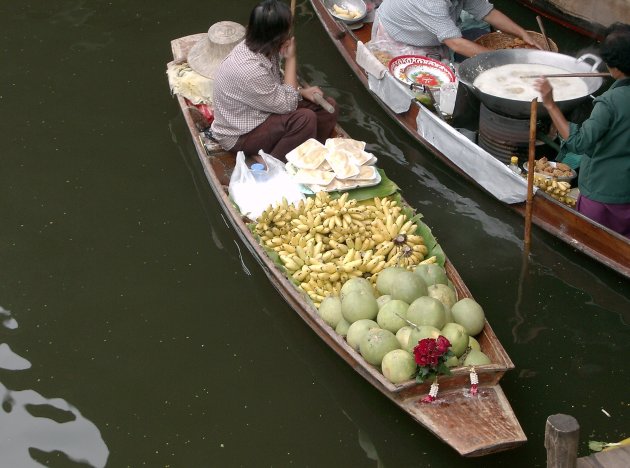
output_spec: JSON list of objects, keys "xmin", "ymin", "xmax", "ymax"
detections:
[{"xmin": 475, "ymin": 31, "xmax": 558, "ymax": 52}]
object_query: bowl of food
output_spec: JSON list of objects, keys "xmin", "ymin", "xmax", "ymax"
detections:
[
  {"xmin": 325, "ymin": 0, "xmax": 367, "ymax": 24},
  {"xmin": 475, "ymin": 31, "xmax": 559, "ymax": 52},
  {"xmin": 523, "ymin": 158, "xmax": 577, "ymax": 181}
]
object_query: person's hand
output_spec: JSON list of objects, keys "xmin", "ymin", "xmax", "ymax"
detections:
[
  {"xmin": 280, "ymin": 36, "xmax": 296, "ymax": 59},
  {"xmin": 521, "ymin": 30, "xmax": 543, "ymax": 49},
  {"xmin": 533, "ymin": 77, "xmax": 555, "ymax": 108},
  {"xmin": 299, "ymin": 86, "xmax": 324, "ymax": 103}
]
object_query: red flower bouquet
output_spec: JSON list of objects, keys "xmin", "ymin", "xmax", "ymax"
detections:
[
  {"xmin": 413, "ymin": 335, "xmax": 454, "ymax": 384},
  {"xmin": 413, "ymin": 335, "xmax": 454, "ymax": 402}
]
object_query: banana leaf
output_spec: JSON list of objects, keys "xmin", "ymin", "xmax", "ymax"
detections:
[
  {"xmin": 326, "ymin": 169, "xmax": 399, "ymax": 201},
  {"xmin": 416, "ymin": 219, "xmax": 446, "ymax": 267}
]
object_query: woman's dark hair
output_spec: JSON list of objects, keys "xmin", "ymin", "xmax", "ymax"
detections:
[
  {"xmin": 246, "ymin": 0, "xmax": 292, "ymax": 57},
  {"xmin": 600, "ymin": 23, "xmax": 630, "ymax": 75}
]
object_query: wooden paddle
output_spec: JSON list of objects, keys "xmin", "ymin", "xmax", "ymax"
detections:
[
  {"xmin": 536, "ymin": 16, "xmax": 552, "ymax": 52},
  {"xmin": 290, "ymin": 0, "xmax": 335, "ymax": 113},
  {"xmin": 524, "ymin": 98, "xmax": 537, "ymax": 249}
]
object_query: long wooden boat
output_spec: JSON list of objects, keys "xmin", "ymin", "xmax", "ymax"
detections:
[
  {"xmin": 309, "ymin": 0, "xmax": 630, "ymax": 280},
  {"xmin": 170, "ymin": 34, "xmax": 526, "ymax": 457},
  {"xmin": 514, "ymin": 0, "xmax": 630, "ymax": 40}
]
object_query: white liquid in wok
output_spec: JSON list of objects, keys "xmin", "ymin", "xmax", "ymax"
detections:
[{"xmin": 473, "ymin": 64, "xmax": 590, "ymax": 101}]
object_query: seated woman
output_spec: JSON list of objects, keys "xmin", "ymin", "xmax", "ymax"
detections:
[
  {"xmin": 534, "ymin": 24, "xmax": 630, "ymax": 237},
  {"xmin": 372, "ymin": 0, "xmax": 538, "ymax": 61},
  {"xmin": 210, "ymin": 0, "xmax": 338, "ymax": 161}
]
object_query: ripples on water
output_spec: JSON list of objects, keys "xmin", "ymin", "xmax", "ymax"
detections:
[{"xmin": 0, "ymin": 307, "xmax": 109, "ymax": 467}]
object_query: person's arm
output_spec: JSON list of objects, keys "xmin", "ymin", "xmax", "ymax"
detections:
[
  {"xmin": 534, "ymin": 77, "xmax": 570, "ymax": 139},
  {"xmin": 281, "ymin": 37, "xmax": 298, "ymax": 89},
  {"xmin": 483, "ymin": 9, "xmax": 540, "ymax": 48},
  {"xmin": 280, "ymin": 36, "xmax": 329, "ymax": 104},
  {"xmin": 443, "ymin": 37, "xmax": 491, "ymax": 58}
]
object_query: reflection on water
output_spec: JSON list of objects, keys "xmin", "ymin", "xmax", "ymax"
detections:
[{"xmin": 0, "ymin": 307, "xmax": 109, "ymax": 467}]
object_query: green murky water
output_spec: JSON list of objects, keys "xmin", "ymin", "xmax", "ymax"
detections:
[{"xmin": 1, "ymin": 1, "xmax": 628, "ymax": 466}]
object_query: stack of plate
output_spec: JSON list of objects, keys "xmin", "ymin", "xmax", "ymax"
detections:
[{"xmin": 286, "ymin": 138, "xmax": 380, "ymax": 192}]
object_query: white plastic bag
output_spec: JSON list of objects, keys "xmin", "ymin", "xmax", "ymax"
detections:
[{"xmin": 228, "ymin": 150, "xmax": 305, "ymax": 220}]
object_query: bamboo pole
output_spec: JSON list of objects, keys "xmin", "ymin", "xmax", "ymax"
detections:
[
  {"xmin": 536, "ymin": 15, "xmax": 552, "ymax": 51},
  {"xmin": 290, "ymin": 0, "xmax": 297, "ymax": 34},
  {"xmin": 524, "ymin": 98, "xmax": 537, "ymax": 249}
]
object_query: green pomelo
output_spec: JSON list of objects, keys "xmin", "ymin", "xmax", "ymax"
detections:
[
  {"xmin": 443, "ymin": 304, "xmax": 453, "ymax": 323},
  {"xmin": 335, "ymin": 317, "xmax": 350, "ymax": 337},
  {"xmin": 377, "ymin": 300, "xmax": 409, "ymax": 333},
  {"xmin": 346, "ymin": 319, "xmax": 379, "ymax": 351},
  {"xmin": 340, "ymin": 277, "xmax": 374, "ymax": 300},
  {"xmin": 359, "ymin": 328, "xmax": 400, "ymax": 366},
  {"xmin": 390, "ymin": 271, "xmax": 428, "ymax": 304},
  {"xmin": 406, "ymin": 296, "xmax": 446, "ymax": 329},
  {"xmin": 375, "ymin": 267, "xmax": 407, "ymax": 296},
  {"xmin": 381, "ymin": 349, "xmax": 417, "ymax": 384},
  {"xmin": 445, "ymin": 354, "xmax": 460, "ymax": 368},
  {"xmin": 468, "ymin": 335, "xmax": 481, "ymax": 351},
  {"xmin": 463, "ymin": 349, "xmax": 492, "ymax": 366},
  {"xmin": 451, "ymin": 298, "xmax": 486, "ymax": 336},
  {"xmin": 427, "ymin": 283, "xmax": 457, "ymax": 309},
  {"xmin": 317, "ymin": 295, "xmax": 343, "ymax": 328},
  {"xmin": 404, "ymin": 325, "xmax": 441, "ymax": 354},
  {"xmin": 440, "ymin": 322, "xmax": 469, "ymax": 357},
  {"xmin": 376, "ymin": 294, "xmax": 392, "ymax": 309},
  {"xmin": 341, "ymin": 289, "xmax": 378, "ymax": 323},
  {"xmin": 414, "ymin": 263, "xmax": 448, "ymax": 286},
  {"xmin": 396, "ymin": 326, "xmax": 413, "ymax": 349}
]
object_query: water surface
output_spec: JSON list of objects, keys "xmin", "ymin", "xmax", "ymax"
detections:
[{"xmin": 1, "ymin": 0, "xmax": 629, "ymax": 466}]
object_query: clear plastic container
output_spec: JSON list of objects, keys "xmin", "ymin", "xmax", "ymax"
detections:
[
  {"xmin": 250, "ymin": 163, "xmax": 269, "ymax": 183},
  {"xmin": 508, "ymin": 156, "xmax": 522, "ymax": 175}
]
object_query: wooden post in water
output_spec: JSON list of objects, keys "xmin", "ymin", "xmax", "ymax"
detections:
[
  {"xmin": 524, "ymin": 98, "xmax": 537, "ymax": 250},
  {"xmin": 545, "ymin": 414, "xmax": 580, "ymax": 468}
]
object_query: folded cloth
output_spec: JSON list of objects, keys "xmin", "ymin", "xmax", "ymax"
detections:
[
  {"xmin": 356, "ymin": 41, "xmax": 387, "ymax": 79},
  {"xmin": 368, "ymin": 72, "xmax": 415, "ymax": 114},
  {"xmin": 166, "ymin": 61, "xmax": 214, "ymax": 104}
]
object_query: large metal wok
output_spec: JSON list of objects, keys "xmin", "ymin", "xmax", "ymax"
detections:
[{"xmin": 457, "ymin": 49, "xmax": 604, "ymax": 118}]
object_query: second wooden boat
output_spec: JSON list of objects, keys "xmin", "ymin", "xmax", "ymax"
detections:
[{"xmin": 309, "ymin": 0, "xmax": 630, "ymax": 280}]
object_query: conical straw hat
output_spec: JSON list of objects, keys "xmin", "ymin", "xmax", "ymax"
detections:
[{"xmin": 187, "ymin": 21, "xmax": 245, "ymax": 78}]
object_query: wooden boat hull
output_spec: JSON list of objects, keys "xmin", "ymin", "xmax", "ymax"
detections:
[
  {"xmin": 514, "ymin": 0, "xmax": 630, "ymax": 40},
  {"xmin": 309, "ymin": 0, "xmax": 630, "ymax": 280},
  {"xmin": 170, "ymin": 34, "xmax": 526, "ymax": 457}
]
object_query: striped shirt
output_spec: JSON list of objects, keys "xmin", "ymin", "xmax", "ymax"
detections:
[
  {"xmin": 210, "ymin": 41, "xmax": 300, "ymax": 150},
  {"xmin": 375, "ymin": 0, "xmax": 494, "ymax": 47}
]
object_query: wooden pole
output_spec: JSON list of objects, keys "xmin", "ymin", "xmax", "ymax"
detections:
[
  {"xmin": 524, "ymin": 98, "xmax": 537, "ymax": 249},
  {"xmin": 289, "ymin": 0, "xmax": 335, "ymax": 114},
  {"xmin": 545, "ymin": 414, "xmax": 580, "ymax": 468},
  {"xmin": 536, "ymin": 15, "xmax": 552, "ymax": 51}
]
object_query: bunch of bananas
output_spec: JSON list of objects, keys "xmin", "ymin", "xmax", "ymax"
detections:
[
  {"xmin": 253, "ymin": 192, "xmax": 429, "ymax": 306},
  {"xmin": 534, "ymin": 175, "xmax": 576, "ymax": 207},
  {"xmin": 331, "ymin": 3, "xmax": 361, "ymax": 20}
]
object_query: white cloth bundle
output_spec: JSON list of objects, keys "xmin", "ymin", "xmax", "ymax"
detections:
[
  {"xmin": 166, "ymin": 61, "xmax": 214, "ymax": 105},
  {"xmin": 356, "ymin": 41, "xmax": 414, "ymax": 114}
]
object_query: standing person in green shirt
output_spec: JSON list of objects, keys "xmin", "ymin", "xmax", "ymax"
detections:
[{"xmin": 534, "ymin": 24, "xmax": 630, "ymax": 238}]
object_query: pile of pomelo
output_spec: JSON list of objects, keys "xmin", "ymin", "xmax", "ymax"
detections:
[{"xmin": 317, "ymin": 264, "xmax": 492, "ymax": 384}]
